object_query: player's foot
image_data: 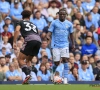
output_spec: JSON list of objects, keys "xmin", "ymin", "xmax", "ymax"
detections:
[{"xmin": 22, "ymin": 75, "xmax": 31, "ymax": 84}]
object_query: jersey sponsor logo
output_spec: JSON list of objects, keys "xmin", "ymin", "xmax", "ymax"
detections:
[{"xmin": 24, "ymin": 22, "xmax": 37, "ymax": 33}]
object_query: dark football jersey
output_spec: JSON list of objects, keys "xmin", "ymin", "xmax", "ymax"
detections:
[
  {"xmin": 16, "ymin": 20, "xmax": 41, "ymax": 42},
  {"xmin": 17, "ymin": 20, "xmax": 38, "ymax": 38}
]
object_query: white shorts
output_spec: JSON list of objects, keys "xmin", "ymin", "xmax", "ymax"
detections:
[{"xmin": 52, "ymin": 47, "xmax": 69, "ymax": 62}]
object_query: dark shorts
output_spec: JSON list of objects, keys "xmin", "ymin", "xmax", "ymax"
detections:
[{"xmin": 20, "ymin": 40, "xmax": 41, "ymax": 56}]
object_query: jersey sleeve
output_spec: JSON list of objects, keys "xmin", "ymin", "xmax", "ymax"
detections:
[
  {"xmin": 16, "ymin": 21, "xmax": 22, "ymax": 27},
  {"xmin": 48, "ymin": 21, "xmax": 55, "ymax": 32}
]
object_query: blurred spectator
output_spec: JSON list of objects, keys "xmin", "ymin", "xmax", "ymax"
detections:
[
  {"xmin": 72, "ymin": 12, "xmax": 85, "ymax": 28},
  {"xmin": 75, "ymin": 0, "xmax": 86, "ymax": 15},
  {"xmin": 82, "ymin": 0, "xmax": 95, "ymax": 13},
  {"xmin": 46, "ymin": 62, "xmax": 52, "ymax": 72},
  {"xmin": 73, "ymin": 19, "xmax": 80, "ymax": 29},
  {"xmin": 5, "ymin": 62, "xmax": 22, "ymax": 81},
  {"xmin": 37, "ymin": 63, "xmax": 51, "ymax": 81},
  {"xmin": 17, "ymin": 40, "xmax": 23, "ymax": 49},
  {"xmin": 86, "ymin": 31, "xmax": 99, "ymax": 47},
  {"xmin": 66, "ymin": 1, "xmax": 74, "ymax": 16},
  {"xmin": 41, "ymin": 17, "xmax": 53, "ymax": 39},
  {"xmin": 69, "ymin": 52, "xmax": 74, "ymax": 57},
  {"xmin": 0, "ymin": 71, "xmax": 5, "ymax": 81},
  {"xmin": 31, "ymin": 56, "xmax": 40, "ymax": 71},
  {"xmin": 94, "ymin": 55, "xmax": 100, "ymax": 63},
  {"xmin": 41, "ymin": 55, "xmax": 49, "ymax": 64},
  {"xmin": 95, "ymin": 1, "xmax": 100, "ymax": 14},
  {"xmin": 34, "ymin": 0, "xmax": 48, "ymax": 9},
  {"xmin": 73, "ymin": 30, "xmax": 83, "ymax": 50},
  {"xmin": 88, "ymin": 56, "xmax": 95, "ymax": 68},
  {"xmin": 10, "ymin": 0, "xmax": 23, "ymax": 25},
  {"xmin": 0, "ymin": 47, "xmax": 8, "ymax": 56},
  {"xmin": 1, "ymin": 36, "xmax": 12, "ymax": 54},
  {"xmin": 23, "ymin": 0, "xmax": 34, "ymax": 13},
  {"xmin": 89, "ymin": 25, "xmax": 98, "ymax": 42},
  {"xmin": 4, "ymin": 17, "xmax": 14, "ymax": 36},
  {"xmin": 82, "ymin": 55, "xmax": 89, "ymax": 61},
  {"xmin": 5, "ymin": 54, "xmax": 11, "ymax": 66},
  {"xmin": 85, "ymin": 13, "xmax": 99, "ymax": 32},
  {"xmin": 0, "ymin": 0, "xmax": 10, "ymax": 17},
  {"xmin": 38, "ymin": 40, "xmax": 52, "ymax": 60},
  {"xmin": 48, "ymin": 1, "xmax": 59, "ymax": 19},
  {"xmin": 10, "ymin": 47, "xmax": 20, "ymax": 62},
  {"xmin": 81, "ymin": 36, "xmax": 97, "ymax": 57},
  {"xmin": 0, "ymin": 56, "xmax": 9, "ymax": 73},
  {"xmin": 49, "ymin": 0, "xmax": 61, "ymax": 8},
  {"xmin": 78, "ymin": 60, "xmax": 94, "ymax": 81},
  {"xmin": 93, "ymin": 60, "xmax": 100, "ymax": 80},
  {"xmin": 2, "ymin": 25, "xmax": 12, "ymax": 39},
  {"xmin": 74, "ymin": 52, "xmax": 81, "ymax": 66},
  {"xmin": 11, "ymin": 0, "xmax": 23, "ymax": 9},
  {"xmin": 61, "ymin": 0, "xmax": 68, "ymax": 8},
  {"xmin": 12, "ymin": 58, "xmax": 22, "ymax": 75},
  {"xmin": 91, "ymin": 6, "xmax": 100, "ymax": 24},
  {"xmin": 0, "ymin": 13, "xmax": 5, "ymax": 33},
  {"xmin": 35, "ymin": 5, "xmax": 49, "ymax": 17},
  {"xmin": 67, "ymin": 67, "xmax": 79, "ymax": 81},
  {"xmin": 18, "ymin": 35, "xmax": 24, "ymax": 44},
  {"xmin": 69, "ymin": 56, "xmax": 78, "ymax": 69},
  {"xmin": 31, "ymin": 10, "xmax": 47, "ymax": 34}
]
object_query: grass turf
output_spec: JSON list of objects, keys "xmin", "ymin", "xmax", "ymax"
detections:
[{"xmin": 0, "ymin": 85, "xmax": 100, "ymax": 90}]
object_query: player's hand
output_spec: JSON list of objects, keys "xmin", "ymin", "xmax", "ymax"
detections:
[{"xmin": 13, "ymin": 42, "xmax": 17, "ymax": 50}]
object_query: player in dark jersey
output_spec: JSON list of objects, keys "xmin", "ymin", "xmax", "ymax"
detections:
[{"xmin": 13, "ymin": 10, "xmax": 41, "ymax": 83}]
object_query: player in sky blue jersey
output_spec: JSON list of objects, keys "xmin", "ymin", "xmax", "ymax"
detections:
[
  {"xmin": 47, "ymin": 8, "xmax": 75, "ymax": 77},
  {"xmin": 47, "ymin": 8, "xmax": 75, "ymax": 63}
]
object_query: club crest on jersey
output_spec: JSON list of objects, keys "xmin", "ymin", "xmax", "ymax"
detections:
[{"xmin": 66, "ymin": 25, "xmax": 69, "ymax": 28}]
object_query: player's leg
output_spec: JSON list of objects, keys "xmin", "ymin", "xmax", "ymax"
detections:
[
  {"xmin": 18, "ymin": 52, "xmax": 31, "ymax": 75},
  {"xmin": 60, "ymin": 47, "xmax": 69, "ymax": 63},
  {"xmin": 60, "ymin": 47, "xmax": 69, "ymax": 79},
  {"xmin": 52, "ymin": 48, "xmax": 61, "ymax": 62}
]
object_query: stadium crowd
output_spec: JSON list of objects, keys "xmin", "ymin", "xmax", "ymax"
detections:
[{"xmin": 0, "ymin": 0, "xmax": 100, "ymax": 82}]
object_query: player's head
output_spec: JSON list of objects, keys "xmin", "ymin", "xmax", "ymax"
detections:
[
  {"xmin": 21, "ymin": 10, "xmax": 31, "ymax": 19},
  {"xmin": 58, "ymin": 8, "xmax": 67, "ymax": 22}
]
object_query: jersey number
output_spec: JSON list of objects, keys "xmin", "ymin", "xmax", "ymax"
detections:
[{"xmin": 24, "ymin": 22, "xmax": 37, "ymax": 33}]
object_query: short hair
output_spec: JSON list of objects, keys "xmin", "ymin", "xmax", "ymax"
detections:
[
  {"xmin": 67, "ymin": 0, "xmax": 72, "ymax": 3},
  {"xmin": 42, "ymin": 55, "xmax": 48, "ymax": 59},
  {"xmin": 85, "ymin": 36, "xmax": 92, "ymax": 40},
  {"xmin": 59, "ymin": 8, "xmax": 66, "ymax": 13},
  {"xmin": 5, "ymin": 54, "xmax": 11, "ymax": 58},
  {"xmin": 3, "ymin": 24, "xmax": 8, "ymax": 28},
  {"xmin": 9, "ymin": 62, "xmax": 15, "ymax": 67},
  {"xmin": 76, "ymin": 0, "xmax": 81, "ymax": 3},
  {"xmin": 2, "ymin": 47, "xmax": 6, "ymax": 50},
  {"xmin": 55, "ymin": 71, "xmax": 59, "ymax": 75},
  {"xmin": 50, "ymin": 0, "xmax": 57, "ymax": 4},
  {"xmin": 86, "ymin": 12, "xmax": 91, "ymax": 17},
  {"xmin": 0, "ymin": 56, "xmax": 5, "ymax": 60},
  {"xmin": 21, "ymin": 10, "xmax": 31, "ymax": 19}
]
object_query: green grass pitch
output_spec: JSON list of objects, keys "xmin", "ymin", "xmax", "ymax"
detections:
[{"xmin": 0, "ymin": 85, "xmax": 100, "ymax": 90}]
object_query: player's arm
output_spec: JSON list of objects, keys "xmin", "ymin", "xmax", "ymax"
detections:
[
  {"xmin": 46, "ymin": 32, "xmax": 52, "ymax": 45},
  {"xmin": 13, "ymin": 25, "xmax": 21, "ymax": 49},
  {"xmin": 69, "ymin": 23, "xmax": 75, "ymax": 50},
  {"xmin": 70, "ymin": 33, "xmax": 75, "ymax": 50}
]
